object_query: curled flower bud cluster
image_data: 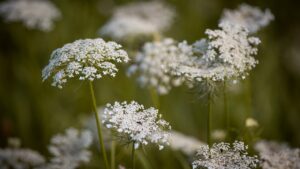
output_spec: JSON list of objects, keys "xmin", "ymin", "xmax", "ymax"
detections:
[
  {"xmin": 254, "ymin": 140, "xmax": 300, "ymax": 169},
  {"xmin": 220, "ymin": 4, "xmax": 274, "ymax": 33},
  {"xmin": 128, "ymin": 38, "xmax": 192, "ymax": 95},
  {"xmin": 0, "ymin": 0, "xmax": 61, "ymax": 32},
  {"xmin": 102, "ymin": 101, "xmax": 171, "ymax": 150},
  {"xmin": 42, "ymin": 38, "xmax": 129, "ymax": 88},
  {"xmin": 99, "ymin": 1, "xmax": 175, "ymax": 41},
  {"xmin": 192, "ymin": 141, "xmax": 259, "ymax": 169}
]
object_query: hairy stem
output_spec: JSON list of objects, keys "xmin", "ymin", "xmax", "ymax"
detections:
[{"xmin": 89, "ymin": 82, "xmax": 109, "ymax": 169}]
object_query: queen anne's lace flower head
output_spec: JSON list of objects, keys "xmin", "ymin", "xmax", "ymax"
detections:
[
  {"xmin": 41, "ymin": 128, "xmax": 93, "ymax": 169},
  {"xmin": 174, "ymin": 23, "xmax": 260, "ymax": 85},
  {"xmin": 102, "ymin": 101, "xmax": 171, "ymax": 150},
  {"xmin": 0, "ymin": 148, "xmax": 45, "ymax": 169},
  {"xmin": 99, "ymin": 1, "xmax": 175, "ymax": 41},
  {"xmin": 0, "ymin": 0, "xmax": 61, "ymax": 32},
  {"xmin": 254, "ymin": 140, "xmax": 300, "ymax": 169},
  {"xmin": 42, "ymin": 38, "xmax": 129, "ymax": 88},
  {"xmin": 220, "ymin": 4, "xmax": 274, "ymax": 33},
  {"xmin": 127, "ymin": 38, "xmax": 192, "ymax": 95},
  {"xmin": 169, "ymin": 131, "xmax": 205, "ymax": 156},
  {"xmin": 192, "ymin": 141, "xmax": 259, "ymax": 169}
]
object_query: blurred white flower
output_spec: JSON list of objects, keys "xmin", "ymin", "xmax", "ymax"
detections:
[
  {"xmin": 41, "ymin": 128, "xmax": 93, "ymax": 169},
  {"xmin": 0, "ymin": 148, "xmax": 45, "ymax": 169},
  {"xmin": 0, "ymin": 0, "xmax": 61, "ymax": 32},
  {"xmin": 211, "ymin": 129, "xmax": 226, "ymax": 141},
  {"xmin": 169, "ymin": 131, "xmax": 205, "ymax": 156},
  {"xmin": 99, "ymin": 1, "xmax": 175, "ymax": 41},
  {"xmin": 220, "ymin": 4, "xmax": 274, "ymax": 33},
  {"xmin": 192, "ymin": 141, "xmax": 259, "ymax": 169},
  {"xmin": 254, "ymin": 140, "xmax": 300, "ymax": 169},
  {"xmin": 102, "ymin": 101, "xmax": 171, "ymax": 150},
  {"xmin": 42, "ymin": 38, "xmax": 129, "ymax": 88},
  {"xmin": 83, "ymin": 107, "xmax": 112, "ymax": 149},
  {"xmin": 245, "ymin": 117, "xmax": 259, "ymax": 128},
  {"xmin": 174, "ymin": 23, "xmax": 260, "ymax": 84},
  {"xmin": 128, "ymin": 38, "xmax": 191, "ymax": 95}
]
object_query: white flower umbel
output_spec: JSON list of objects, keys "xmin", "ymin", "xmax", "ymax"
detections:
[
  {"xmin": 169, "ymin": 131, "xmax": 205, "ymax": 156},
  {"xmin": 42, "ymin": 128, "xmax": 93, "ymax": 169},
  {"xmin": 128, "ymin": 38, "xmax": 192, "ymax": 95},
  {"xmin": 42, "ymin": 38, "xmax": 129, "ymax": 88},
  {"xmin": 254, "ymin": 140, "xmax": 300, "ymax": 169},
  {"xmin": 192, "ymin": 141, "xmax": 259, "ymax": 169},
  {"xmin": 99, "ymin": 1, "xmax": 175, "ymax": 41},
  {"xmin": 102, "ymin": 101, "xmax": 171, "ymax": 150},
  {"xmin": 0, "ymin": 0, "xmax": 61, "ymax": 32},
  {"xmin": 175, "ymin": 23, "xmax": 260, "ymax": 84},
  {"xmin": 220, "ymin": 4, "xmax": 274, "ymax": 33},
  {"xmin": 0, "ymin": 148, "xmax": 45, "ymax": 169}
]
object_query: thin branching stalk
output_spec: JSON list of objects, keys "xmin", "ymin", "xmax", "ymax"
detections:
[
  {"xmin": 132, "ymin": 142, "xmax": 136, "ymax": 169},
  {"xmin": 89, "ymin": 81, "xmax": 109, "ymax": 169},
  {"xmin": 111, "ymin": 141, "xmax": 116, "ymax": 169},
  {"xmin": 207, "ymin": 92, "xmax": 212, "ymax": 146}
]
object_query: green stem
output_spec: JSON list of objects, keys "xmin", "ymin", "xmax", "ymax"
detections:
[
  {"xmin": 89, "ymin": 82, "xmax": 109, "ymax": 169},
  {"xmin": 207, "ymin": 93, "xmax": 212, "ymax": 146},
  {"xmin": 111, "ymin": 141, "xmax": 116, "ymax": 169},
  {"xmin": 132, "ymin": 142, "xmax": 136, "ymax": 169},
  {"xmin": 223, "ymin": 81, "xmax": 229, "ymax": 135}
]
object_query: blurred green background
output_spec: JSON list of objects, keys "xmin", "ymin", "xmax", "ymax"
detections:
[{"xmin": 0, "ymin": 0, "xmax": 300, "ymax": 168}]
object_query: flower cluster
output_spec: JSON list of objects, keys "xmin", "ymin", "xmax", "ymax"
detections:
[
  {"xmin": 0, "ymin": 148, "xmax": 45, "ymax": 169},
  {"xmin": 192, "ymin": 141, "xmax": 259, "ymax": 169},
  {"xmin": 99, "ymin": 1, "xmax": 175, "ymax": 41},
  {"xmin": 254, "ymin": 140, "xmax": 300, "ymax": 169},
  {"xmin": 102, "ymin": 101, "xmax": 171, "ymax": 150},
  {"xmin": 41, "ymin": 128, "xmax": 93, "ymax": 169},
  {"xmin": 0, "ymin": 0, "xmax": 61, "ymax": 32},
  {"xmin": 169, "ymin": 131, "xmax": 205, "ymax": 156},
  {"xmin": 220, "ymin": 4, "xmax": 274, "ymax": 33},
  {"xmin": 128, "ymin": 38, "xmax": 192, "ymax": 94},
  {"xmin": 174, "ymin": 23, "xmax": 260, "ymax": 84},
  {"xmin": 42, "ymin": 38, "xmax": 129, "ymax": 88}
]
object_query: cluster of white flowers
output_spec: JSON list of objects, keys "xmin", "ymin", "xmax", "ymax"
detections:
[
  {"xmin": 169, "ymin": 131, "xmax": 205, "ymax": 156},
  {"xmin": 192, "ymin": 141, "xmax": 259, "ymax": 169},
  {"xmin": 40, "ymin": 128, "xmax": 93, "ymax": 169},
  {"xmin": 99, "ymin": 1, "xmax": 175, "ymax": 41},
  {"xmin": 254, "ymin": 140, "xmax": 300, "ymax": 169},
  {"xmin": 0, "ymin": 0, "xmax": 61, "ymax": 32},
  {"xmin": 128, "ymin": 38, "xmax": 192, "ymax": 94},
  {"xmin": 174, "ymin": 23, "xmax": 260, "ymax": 84},
  {"xmin": 102, "ymin": 101, "xmax": 171, "ymax": 150},
  {"xmin": 0, "ymin": 148, "xmax": 45, "ymax": 169},
  {"xmin": 220, "ymin": 4, "xmax": 274, "ymax": 33},
  {"xmin": 42, "ymin": 38, "xmax": 129, "ymax": 88}
]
